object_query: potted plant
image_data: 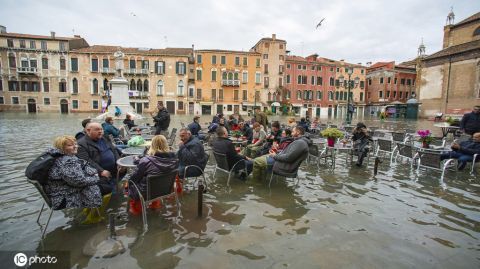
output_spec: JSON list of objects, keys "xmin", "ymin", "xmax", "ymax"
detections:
[
  {"xmin": 417, "ymin": 129, "xmax": 434, "ymax": 148},
  {"xmin": 321, "ymin": 128, "xmax": 344, "ymax": 147},
  {"xmin": 231, "ymin": 130, "xmax": 243, "ymax": 139}
]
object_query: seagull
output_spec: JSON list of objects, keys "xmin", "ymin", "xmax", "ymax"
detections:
[
  {"xmin": 130, "ymin": 12, "xmax": 136, "ymax": 17},
  {"xmin": 316, "ymin": 18, "xmax": 325, "ymax": 29}
]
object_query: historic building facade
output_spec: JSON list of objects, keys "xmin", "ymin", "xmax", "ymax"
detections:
[
  {"xmin": 193, "ymin": 49, "xmax": 262, "ymax": 116},
  {"xmin": 417, "ymin": 11, "xmax": 480, "ymax": 117}
]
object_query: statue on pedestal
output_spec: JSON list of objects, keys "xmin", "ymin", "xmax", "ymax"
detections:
[{"xmin": 114, "ymin": 51, "xmax": 125, "ymax": 78}]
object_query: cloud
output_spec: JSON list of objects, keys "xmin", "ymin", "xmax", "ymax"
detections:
[{"xmin": 1, "ymin": 0, "xmax": 479, "ymax": 64}]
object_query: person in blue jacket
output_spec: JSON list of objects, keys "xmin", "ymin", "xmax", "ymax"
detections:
[{"xmin": 441, "ymin": 132, "xmax": 480, "ymax": 170}]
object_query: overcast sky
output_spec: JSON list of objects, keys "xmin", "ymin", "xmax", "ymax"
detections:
[{"xmin": 2, "ymin": 0, "xmax": 479, "ymax": 64}]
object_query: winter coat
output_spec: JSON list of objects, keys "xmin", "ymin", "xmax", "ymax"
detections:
[
  {"xmin": 123, "ymin": 119, "xmax": 136, "ymax": 130},
  {"xmin": 352, "ymin": 128, "xmax": 372, "ymax": 153},
  {"xmin": 102, "ymin": 122, "xmax": 120, "ymax": 138},
  {"xmin": 273, "ymin": 136, "xmax": 311, "ymax": 174},
  {"xmin": 188, "ymin": 121, "xmax": 202, "ymax": 136},
  {"xmin": 241, "ymin": 125, "xmax": 253, "ymax": 143},
  {"xmin": 128, "ymin": 152, "xmax": 179, "ymax": 200},
  {"xmin": 77, "ymin": 135, "xmax": 120, "ymax": 174},
  {"xmin": 460, "ymin": 112, "xmax": 480, "ymax": 135},
  {"xmin": 456, "ymin": 139, "xmax": 480, "ymax": 156},
  {"xmin": 212, "ymin": 137, "xmax": 247, "ymax": 170},
  {"xmin": 45, "ymin": 148, "xmax": 102, "ymax": 210},
  {"xmin": 153, "ymin": 108, "xmax": 170, "ymax": 130},
  {"xmin": 177, "ymin": 136, "xmax": 208, "ymax": 177}
]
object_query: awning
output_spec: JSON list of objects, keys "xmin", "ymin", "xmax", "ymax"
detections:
[
  {"xmin": 242, "ymin": 102, "xmax": 255, "ymax": 106},
  {"xmin": 271, "ymin": 102, "xmax": 281, "ymax": 107},
  {"xmin": 291, "ymin": 103, "xmax": 303, "ymax": 107}
]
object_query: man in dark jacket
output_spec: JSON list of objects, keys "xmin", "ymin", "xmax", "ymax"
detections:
[
  {"xmin": 268, "ymin": 126, "xmax": 311, "ymax": 175},
  {"xmin": 460, "ymin": 106, "xmax": 480, "ymax": 135},
  {"xmin": 441, "ymin": 132, "xmax": 480, "ymax": 170},
  {"xmin": 259, "ymin": 121, "xmax": 283, "ymax": 155},
  {"xmin": 151, "ymin": 101, "xmax": 170, "ymax": 135},
  {"xmin": 77, "ymin": 122, "xmax": 119, "ymax": 194},
  {"xmin": 188, "ymin": 116, "xmax": 205, "ymax": 140},
  {"xmin": 177, "ymin": 128, "xmax": 208, "ymax": 178},
  {"xmin": 239, "ymin": 120, "xmax": 253, "ymax": 143},
  {"xmin": 75, "ymin": 118, "xmax": 92, "ymax": 140},
  {"xmin": 212, "ymin": 126, "xmax": 253, "ymax": 180}
]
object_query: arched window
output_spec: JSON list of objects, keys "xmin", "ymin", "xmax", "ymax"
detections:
[
  {"xmin": 42, "ymin": 78, "xmax": 49, "ymax": 92},
  {"xmin": 92, "ymin": 78, "xmax": 98, "ymax": 94},
  {"xmin": 130, "ymin": 79, "xmax": 135, "ymax": 91},
  {"xmin": 177, "ymin": 80, "xmax": 184, "ymax": 95},
  {"xmin": 297, "ymin": 90, "xmax": 302, "ymax": 100},
  {"xmin": 228, "ymin": 72, "xmax": 233, "ymax": 80},
  {"xmin": 222, "ymin": 72, "xmax": 228, "ymax": 80},
  {"xmin": 157, "ymin": 80, "xmax": 164, "ymax": 96},
  {"xmin": 144, "ymin": 79, "xmax": 149, "ymax": 92},
  {"xmin": 137, "ymin": 79, "xmax": 142, "ymax": 91},
  {"xmin": 103, "ymin": 78, "xmax": 109, "ymax": 91},
  {"xmin": 8, "ymin": 53, "xmax": 16, "ymax": 68},
  {"xmin": 473, "ymin": 26, "xmax": 480, "ymax": 37},
  {"xmin": 268, "ymin": 92, "xmax": 272, "ymax": 101},
  {"xmin": 297, "ymin": 75, "xmax": 302, "ymax": 84},
  {"xmin": 72, "ymin": 78, "xmax": 78, "ymax": 94},
  {"xmin": 59, "ymin": 79, "xmax": 67, "ymax": 92}
]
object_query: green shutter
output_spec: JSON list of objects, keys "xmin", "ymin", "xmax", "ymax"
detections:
[{"xmin": 176, "ymin": 62, "xmax": 179, "ymax": 74}]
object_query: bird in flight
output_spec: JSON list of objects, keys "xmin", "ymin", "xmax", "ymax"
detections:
[
  {"xmin": 316, "ymin": 18, "xmax": 325, "ymax": 29},
  {"xmin": 130, "ymin": 12, "xmax": 136, "ymax": 17}
]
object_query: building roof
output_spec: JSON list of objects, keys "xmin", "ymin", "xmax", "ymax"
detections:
[
  {"xmin": 195, "ymin": 49, "xmax": 260, "ymax": 55},
  {"xmin": 0, "ymin": 32, "xmax": 74, "ymax": 41},
  {"xmin": 425, "ymin": 39, "xmax": 480, "ymax": 60},
  {"xmin": 250, "ymin": 35, "xmax": 286, "ymax": 50},
  {"xmin": 453, "ymin": 12, "xmax": 480, "ymax": 28},
  {"xmin": 71, "ymin": 45, "xmax": 192, "ymax": 56}
]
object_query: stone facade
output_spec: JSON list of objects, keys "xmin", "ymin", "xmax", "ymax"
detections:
[{"xmin": 332, "ymin": 60, "xmax": 367, "ymax": 120}]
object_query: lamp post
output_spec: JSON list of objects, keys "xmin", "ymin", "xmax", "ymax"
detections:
[{"xmin": 338, "ymin": 67, "xmax": 360, "ymax": 124}]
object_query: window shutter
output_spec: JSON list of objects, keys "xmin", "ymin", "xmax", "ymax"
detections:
[
  {"xmin": 175, "ymin": 62, "xmax": 179, "ymax": 74},
  {"xmin": 155, "ymin": 61, "xmax": 158, "ymax": 74},
  {"xmin": 162, "ymin": 61, "xmax": 165, "ymax": 74}
]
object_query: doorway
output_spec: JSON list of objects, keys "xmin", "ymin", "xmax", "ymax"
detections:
[
  {"xmin": 202, "ymin": 105, "xmax": 211, "ymax": 115},
  {"xmin": 166, "ymin": 101, "xmax": 175, "ymax": 114},
  {"xmin": 217, "ymin": 104, "xmax": 223, "ymax": 114},
  {"xmin": 60, "ymin": 99, "xmax": 68, "ymax": 114},
  {"xmin": 189, "ymin": 102, "xmax": 194, "ymax": 115},
  {"xmin": 136, "ymin": 103, "xmax": 143, "ymax": 114},
  {"xmin": 27, "ymin": 98, "xmax": 37, "ymax": 113}
]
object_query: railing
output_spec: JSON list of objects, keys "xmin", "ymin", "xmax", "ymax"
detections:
[
  {"xmin": 101, "ymin": 68, "xmax": 115, "ymax": 74},
  {"xmin": 128, "ymin": 91, "xmax": 150, "ymax": 98},
  {"xmin": 221, "ymin": 80, "xmax": 240, "ymax": 86},
  {"xmin": 17, "ymin": 67, "xmax": 37, "ymax": 74},
  {"xmin": 140, "ymin": 69, "xmax": 149, "ymax": 74},
  {"xmin": 125, "ymin": 68, "xmax": 137, "ymax": 74}
]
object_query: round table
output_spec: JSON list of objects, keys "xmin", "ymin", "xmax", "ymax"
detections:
[
  {"xmin": 121, "ymin": 147, "xmax": 146, "ymax": 156},
  {"xmin": 115, "ymin": 155, "xmax": 138, "ymax": 193},
  {"xmin": 433, "ymin": 123, "xmax": 460, "ymax": 138}
]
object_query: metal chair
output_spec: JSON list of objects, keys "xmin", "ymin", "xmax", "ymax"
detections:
[
  {"xmin": 268, "ymin": 153, "xmax": 308, "ymax": 188},
  {"xmin": 413, "ymin": 149, "xmax": 455, "ymax": 188},
  {"xmin": 182, "ymin": 153, "xmax": 210, "ymax": 190},
  {"xmin": 392, "ymin": 142, "xmax": 416, "ymax": 168},
  {"xmin": 469, "ymin": 154, "xmax": 479, "ymax": 175},
  {"xmin": 212, "ymin": 151, "xmax": 247, "ymax": 186},
  {"xmin": 375, "ymin": 138, "xmax": 395, "ymax": 163},
  {"xmin": 392, "ymin": 131, "xmax": 407, "ymax": 143},
  {"xmin": 129, "ymin": 170, "xmax": 179, "ymax": 233},
  {"xmin": 343, "ymin": 126, "xmax": 354, "ymax": 133}
]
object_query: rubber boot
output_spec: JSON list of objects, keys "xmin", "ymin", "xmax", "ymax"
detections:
[
  {"xmin": 129, "ymin": 199, "xmax": 142, "ymax": 215},
  {"xmin": 81, "ymin": 193, "xmax": 111, "ymax": 224},
  {"xmin": 148, "ymin": 200, "xmax": 162, "ymax": 209}
]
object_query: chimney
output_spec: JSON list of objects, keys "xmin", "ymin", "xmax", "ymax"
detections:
[
  {"xmin": 272, "ymin": 34, "xmax": 276, "ymax": 40},
  {"xmin": 50, "ymin": 31, "xmax": 56, "ymax": 39},
  {"xmin": 73, "ymin": 35, "xmax": 81, "ymax": 38},
  {"xmin": 0, "ymin": 25, "xmax": 6, "ymax": 33}
]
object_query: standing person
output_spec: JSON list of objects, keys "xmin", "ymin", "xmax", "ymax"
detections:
[
  {"xmin": 177, "ymin": 128, "xmax": 208, "ymax": 178},
  {"xmin": 254, "ymin": 107, "xmax": 268, "ymax": 131},
  {"xmin": 151, "ymin": 101, "xmax": 170, "ymax": 135},
  {"xmin": 351, "ymin": 122, "xmax": 372, "ymax": 167},
  {"xmin": 460, "ymin": 105, "xmax": 480, "ymax": 135}
]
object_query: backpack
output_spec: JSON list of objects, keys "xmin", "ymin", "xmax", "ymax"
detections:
[{"xmin": 25, "ymin": 151, "xmax": 63, "ymax": 184}]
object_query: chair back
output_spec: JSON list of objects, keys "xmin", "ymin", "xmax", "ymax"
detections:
[
  {"xmin": 430, "ymin": 137, "xmax": 446, "ymax": 147},
  {"xmin": 146, "ymin": 171, "xmax": 177, "ymax": 202},
  {"xmin": 377, "ymin": 138, "xmax": 393, "ymax": 152},
  {"xmin": 373, "ymin": 131, "xmax": 385, "ymax": 138},
  {"xmin": 309, "ymin": 144, "xmax": 320, "ymax": 157},
  {"xmin": 418, "ymin": 150, "xmax": 443, "ymax": 169},
  {"xmin": 392, "ymin": 131, "xmax": 406, "ymax": 143},
  {"xmin": 344, "ymin": 126, "xmax": 354, "ymax": 133},
  {"xmin": 27, "ymin": 179, "xmax": 53, "ymax": 209},
  {"xmin": 213, "ymin": 151, "xmax": 230, "ymax": 171},
  {"xmin": 397, "ymin": 143, "xmax": 414, "ymax": 158},
  {"xmin": 369, "ymin": 126, "xmax": 379, "ymax": 132}
]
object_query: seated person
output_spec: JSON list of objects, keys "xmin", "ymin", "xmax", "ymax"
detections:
[
  {"xmin": 258, "ymin": 121, "xmax": 283, "ymax": 156},
  {"xmin": 188, "ymin": 116, "xmax": 205, "ymax": 140},
  {"xmin": 352, "ymin": 122, "xmax": 373, "ymax": 167},
  {"xmin": 268, "ymin": 126, "xmax": 311, "ymax": 175},
  {"xmin": 123, "ymin": 113, "xmax": 137, "ymax": 130},
  {"xmin": 252, "ymin": 129, "xmax": 294, "ymax": 179},
  {"xmin": 45, "ymin": 135, "xmax": 105, "ymax": 210},
  {"xmin": 102, "ymin": 116, "xmax": 127, "ymax": 146},
  {"xmin": 219, "ymin": 117, "xmax": 229, "ymax": 133},
  {"xmin": 75, "ymin": 118, "xmax": 92, "ymax": 140},
  {"xmin": 441, "ymin": 132, "xmax": 480, "ymax": 170},
  {"xmin": 287, "ymin": 117, "xmax": 297, "ymax": 129},
  {"xmin": 242, "ymin": 122, "xmax": 266, "ymax": 158},
  {"xmin": 128, "ymin": 135, "xmax": 179, "ymax": 214},
  {"xmin": 212, "ymin": 126, "xmax": 252, "ymax": 181},
  {"xmin": 227, "ymin": 114, "xmax": 239, "ymax": 131},
  {"xmin": 212, "ymin": 113, "xmax": 223, "ymax": 124},
  {"xmin": 177, "ymin": 128, "xmax": 208, "ymax": 178},
  {"xmin": 239, "ymin": 120, "xmax": 253, "ymax": 143},
  {"xmin": 297, "ymin": 118, "xmax": 310, "ymax": 132}
]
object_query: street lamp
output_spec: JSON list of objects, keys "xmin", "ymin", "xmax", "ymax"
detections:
[{"xmin": 338, "ymin": 67, "xmax": 360, "ymax": 124}]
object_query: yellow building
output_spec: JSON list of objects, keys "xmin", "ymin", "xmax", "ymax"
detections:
[
  {"xmin": 0, "ymin": 26, "xmax": 88, "ymax": 112},
  {"xmin": 194, "ymin": 49, "xmax": 262, "ymax": 115}
]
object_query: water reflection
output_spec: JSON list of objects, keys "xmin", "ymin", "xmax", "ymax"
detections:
[{"xmin": 0, "ymin": 112, "xmax": 479, "ymax": 268}]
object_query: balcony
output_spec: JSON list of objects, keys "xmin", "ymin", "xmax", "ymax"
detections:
[
  {"xmin": 101, "ymin": 68, "xmax": 115, "ymax": 74},
  {"xmin": 17, "ymin": 67, "xmax": 38, "ymax": 74},
  {"xmin": 140, "ymin": 69, "xmax": 149, "ymax": 75},
  {"xmin": 128, "ymin": 91, "xmax": 150, "ymax": 99},
  {"xmin": 221, "ymin": 80, "xmax": 240, "ymax": 87},
  {"xmin": 125, "ymin": 68, "xmax": 137, "ymax": 74}
]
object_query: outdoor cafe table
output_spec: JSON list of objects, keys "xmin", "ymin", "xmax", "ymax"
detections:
[
  {"xmin": 116, "ymin": 155, "xmax": 138, "ymax": 193},
  {"xmin": 327, "ymin": 142, "xmax": 354, "ymax": 168},
  {"xmin": 121, "ymin": 146, "xmax": 146, "ymax": 156},
  {"xmin": 433, "ymin": 123, "xmax": 460, "ymax": 138}
]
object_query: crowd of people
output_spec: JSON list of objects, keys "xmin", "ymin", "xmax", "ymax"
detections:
[{"xmin": 39, "ymin": 104, "xmax": 480, "ymax": 220}]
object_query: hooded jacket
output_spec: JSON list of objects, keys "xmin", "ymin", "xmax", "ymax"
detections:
[
  {"xmin": 177, "ymin": 136, "xmax": 208, "ymax": 177},
  {"xmin": 273, "ymin": 136, "xmax": 311, "ymax": 174}
]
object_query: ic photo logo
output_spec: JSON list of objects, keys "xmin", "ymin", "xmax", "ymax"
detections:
[{"xmin": 13, "ymin": 252, "xmax": 57, "ymax": 267}]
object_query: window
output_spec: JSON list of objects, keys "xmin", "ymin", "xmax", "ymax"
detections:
[
  {"xmin": 243, "ymin": 57, "xmax": 247, "ymax": 66},
  {"xmin": 59, "ymin": 42, "xmax": 66, "ymax": 52},
  {"xmin": 221, "ymin": 55, "xmax": 226, "ymax": 65},
  {"xmin": 91, "ymin": 59, "xmax": 98, "ymax": 72},
  {"xmin": 380, "ymin": 77, "xmax": 384, "ymax": 84},
  {"xmin": 360, "ymin": 81, "xmax": 365, "ymax": 89},
  {"xmin": 43, "ymin": 98, "xmax": 50, "ymax": 105},
  {"xmin": 317, "ymin": 77, "xmax": 322, "ymax": 85},
  {"xmin": 196, "ymin": 88, "xmax": 202, "ymax": 100},
  {"xmin": 335, "ymin": 91, "xmax": 339, "ymax": 100},
  {"xmin": 336, "ymin": 67, "xmax": 339, "ymax": 72},
  {"xmin": 317, "ymin": 66, "xmax": 322, "ymax": 71},
  {"xmin": 8, "ymin": 53, "xmax": 16, "ymax": 68},
  {"xmin": 41, "ymin": 41, "xmax": 47, "ymax": 50},
  {"xmin": 393, "ymin": 91, "xmax": 397, "ymax": 98},
  {"xmin": 156, "ymin": 80, "xmax": 164, "ymax": 95},
  {"xmin": 235, "ymin": 56, "xmax": 240, "ymax": 66},
  {"xmin": 286, "ymin": 75, "xmax": 290, "ymax": 84},
  {"xmin": 234, "ymin": 90, "xmax": 239, "ymax": 100},
  {"xmin": 264, "ymin": 64, "xmax": 268, "ymax": 74},
  {"xmin": 0, "ymin": 97, "xmax": 3, "ymax": 104},
  {"xmin": 256, "ymin": 58, "xmax": 260, "ymax": 67},
  {"xmin": 211, "ymin": 89, "xmax": 216, "ymax": 101},
  {"xmin": 155, "ymin": 61, "xmax": 165, "ymax": 74},
  {"xmin": 8, "ymin": 80, "xmax": 18, "ymax": 91},
  {"xmin": 407, "ymin": 79, "xmax": 411, "ymax": 85},
  {"xmin": 394, "ymin": 78, "xmax": 397, "ymax": 84},
  {"xmin": 178, "ymin": 101, "xmax": 184, "ymax": 110},
  {"xmin": 379, "ymin": 91, "xmax": 383, "ymax": 98},
  {"xmin": 12, "ymin": 97, "xmax": 19, "ymax": 104},
  {"xmin": 176, "ymin": 62, "xmax": 186, "ymax": 75},
  {"xmin": 287, "ymin": 63, "xmax": 291, "ymax": 69},
  {"xmin": 279, "ymin": 65, "xmax": 284, "ymax": 74},
  {"xmin": 368, "ymin": 79, "xmax": 372, "ymax": 85},
  {"xmin": 234, "ymin": 72, "xmax": 239, "ymax": 81},
  {"xmin": 329, "ymin": 77, "xmax": 334, "ymax": 86},
  {"xmin": 399, "ymin": 92, "xmax": 403, "ymax": 99},
  {"xmin": 219, "ymin": 89, "xmax": 224, "ymax": 100},
  {"xmin": 137, "ymin": 79, "xmax": 142, "ymax": 91},
  {"xmin": 401, "ymin": 78, "xmax": 405, "ymax": 85},
  {"xmin": 196, "ymin": 69, "xmax": 202, "ymax": 80},
  {"xmin": 311, "ymin": 76, "xmax": 315, "ymax": 85},
  {"xmin": 361, "ymin": 69, "xmax": 364, "ymax": 74},
  {"xmin": 71, "ymin": 58, "xmax": 78, "ymax": 72},
  {"xmin": 91, "ymin": 79, "xmax": 98, "ymax": 94},
  {"xmin": 386, "ymin": 91, "xmax": 390, "ymax": 98},
  {"xmin": 297, "ymin": 90, "xmax": 302, "ymax": 100},
  {"xmin": 129, "ymin": 59, "xmax": 136, "ymax": 69},
  {"xmin": 130, "ymin": 79, "xmax": 135, "ymax": 91},
  {"xmin": 242, "ymin": 71, "xmax": 248, "ymax": 83},
  {"xmin": 242, "ymin": 90, "xmax": 247, "ymax": 101},
  {"xmin": 212, "ymin": 70, "xmax": 217, "ymax": 81},
  {"xmin": 297, "ymin": 65, "xmax": 301, "ymax": 70},
  {"xmin": 360, "ymin": 92, "xmax": 364, "ymax": 101},
  {"xmin": 227, "ymin": 105, "xmax": 232, "ymax": 111},
  {"xmin": 103, "ymin": 59, "xmax": 109, "ymax": 69},
  {"xmin": 255, "ymin": 72, "xmax": 261, "ymax": 84},
  {"xmin": 20, "ymin": 40, "xmax": 26, "ymax": 48},
  {"xmin": 263, "ymin": 54, "xmax": 268, "ymax": 59},
  {"xmin": 72, "ymin": 78, "xmax": 78, "ymax": 94},
  {"xmin": 72, "ymin": 100, "xmax": 78, "ymax": 109},
  {"xmin": 279, "ymin": 77, "xmax": 283, "ymax": 87},
  {"xmin": 30, "ymin": 59, "xmax": 37, "ymax": 69},
  {"xmin": 330, "ymin": 67, "xmax": 334, "ymax": 72},
  {"xmin": 43, "ymin": 79, "xmax": 49, "ymax": 92},
  {"xmin": 297, "ymin": 75, "xmax": 302, "ymax": 84},
  {"xmin": 177, "ymin": 80, "xmax": 184, "ymax": 95},
  {"xmin": 316, "ymin": 91, "xmax": 322, "ymax": 100},
  {"xmin": 197, "ymin": 54, "xmax": 202, "ymax": 64},
  {"xmin": 302, "ymin": 76, "xmax": 307, "ymax": 84},
  {"xmin": 211, "ymin": 55, "xmax": 217, "ymax": 64},
  {"xmin": 387, "ymin": 77, "xmax": 391, "ymax": 84},
  {"xmin": 60, "ymin": 57, "xmax": 66, "ymax": 70},
  {"xmin": 59, "ymin": 79, "xmax": 67, "ymax": 92},
  {"xmin": 0, "ymin": 79, "xmax": 2, "ymax": 91},
  {"xmin": 7, "ymin": 39, "xmax": 14, "ymax": 48},
  {"xmin": 42, "ymin": 57, "xmax": 48, "ymax": 69},
  {"xmin": 264, "ymin": 77, "xmax": 269, "ymax": 87},
  {"xmin": 92, "ymin": 100, "xmax": 99, "ymax": 109},
  {"xmin": 30, "ymin": 40, "xmax": 36, "ymax": 49}
]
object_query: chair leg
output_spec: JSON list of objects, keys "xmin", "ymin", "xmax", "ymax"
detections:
[
  {"xmin": 41, "ymin": 208, "xmax": 54, "ymax": 239},
  {"xmin": 227, "ymin": 172, "xmax": 232, "ymax": 186},
  {"xmin": 139, "ymin": 198, "xmax": 147, "ymax": 233},
  {"xmin": 212, "ymin": 166, "xmax": 217, "ymax": 180},
  {"xmin": 37, "ymin": 203, "xmax": 45, "ymax": 223},
  {"xmin": 440, "ymin": 159, "xmax": 454, "ymax": 189},
  {"xmin": 268, "ymin": 173, "xmax": 274, "ymax": 188}
]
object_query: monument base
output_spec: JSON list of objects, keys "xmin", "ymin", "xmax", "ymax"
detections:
[{"xmin": 95, "ymin": 77, "xmax": 143, "ymax": 120}]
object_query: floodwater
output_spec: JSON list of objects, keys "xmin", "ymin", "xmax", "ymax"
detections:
[{"xmin": 0, "ymin": 112, "xmax": 479, "ymax": 268}]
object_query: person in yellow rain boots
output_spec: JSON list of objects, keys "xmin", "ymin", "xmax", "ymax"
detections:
[{"xmin": 81, "ymin": 193, "xmax": 112, "ymax": 224}]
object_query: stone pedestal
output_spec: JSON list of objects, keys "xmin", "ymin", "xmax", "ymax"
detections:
[{"xmin": 96, "ymin": 77, "xmax": 142, "ymax": 120}]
